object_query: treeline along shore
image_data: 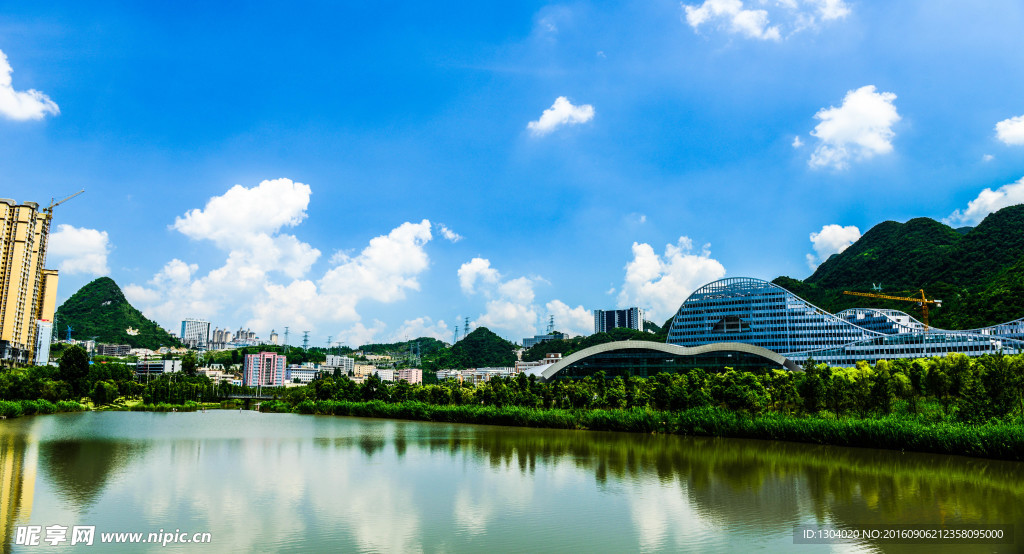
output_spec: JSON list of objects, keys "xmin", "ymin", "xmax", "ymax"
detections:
[
  {"xmin": 2, "ymin": 347, "xmax": 1023, "ymax": 461},
  {"xmin": 253, "ymin": 352, "xmax": 1024, "ymax": 461}
]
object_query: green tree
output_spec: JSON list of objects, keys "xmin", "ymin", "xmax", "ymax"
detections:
[
  {"xmin": 90, "ymin": 380, "xmax": 118, "ymax": 406},
  {"xmin": 59, "ymin": 345, "xmax": 90, "ymax": 398},
  {"xmin": 182, "ymin": 352, "xmax": 198, "ymax": 376}
]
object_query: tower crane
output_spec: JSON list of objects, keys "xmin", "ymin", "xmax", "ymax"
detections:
[
  {"xmin": 842, "ymin": 289, "xmax": 942, "ymax": 331},
  {"xmin": 45, "ymin": 190, "xmax": 85, "ymax": 214}
]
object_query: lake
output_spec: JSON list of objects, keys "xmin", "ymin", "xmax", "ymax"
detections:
[{"xmin": 1, "ymin": 411, "xmax": 1021, "ymax": 552}]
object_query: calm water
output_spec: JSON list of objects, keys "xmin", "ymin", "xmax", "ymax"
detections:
[{"xmin": 1, "ymin": 411, "xmax": 1022, "ymax": 553}]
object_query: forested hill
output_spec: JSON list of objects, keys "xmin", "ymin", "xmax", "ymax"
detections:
[
  {"xmin": 774, "ymin": 204, "xmax": 1024, "ymax": 329},
  {"xmin": 359, "ymin": 338, "xmax": 448, "ymax": 357},
  {"xmin": 55, "ymin": 277, "xmax": 179, "ymax": 349},
  {"xmin": 422, "ymin": 327, "xmax": 517, "ymax": 370}
]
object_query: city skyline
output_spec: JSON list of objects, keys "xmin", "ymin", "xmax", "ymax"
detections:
[{"xmin": 2, "ymin": 1, "xmax": 1024, "ymax": 346}]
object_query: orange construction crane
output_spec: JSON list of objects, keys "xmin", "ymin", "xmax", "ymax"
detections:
[{"xmin": 842, "ymin": 289, "xmax": 942, "ymax": 331}]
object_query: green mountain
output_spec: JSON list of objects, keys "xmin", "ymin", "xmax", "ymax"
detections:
[
  {"xmin": 55, "ymin": 277, "xmax": 179, "ymax": 349},
  {"xmin": 422, "ymin": 327, "xmax": 516, "ymax": 370},
  {"xmin": 359, "ymin": 337, "xmax": 448, "ymax": 357},
  {"xmin": 774, "ymin": 204, "xmax": 1024, "ymax": 329}
]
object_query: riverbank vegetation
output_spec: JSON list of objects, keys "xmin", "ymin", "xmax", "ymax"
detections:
[
  {"xmin": 254, "ymin": 352, "xmax": 1024, "ymax": 460},
  {"xmin": 4, "ymin": 345, "xmax": 1023, "ymax": 460}
]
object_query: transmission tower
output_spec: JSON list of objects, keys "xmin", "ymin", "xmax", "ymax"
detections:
[
  {"xmin": 302, "ymin": 331, "xmax": 310, "ymax": 351},
  {"xmin": 326, "ymin": 336, "xmax": 333, "ymax": 355},
  {"xmin": 464, "ymin": 317, "xmax": 470, "ymax": 338},
  {"xmin": 66, "ymin": 325, "xmax": 74, "ymax": 342},
  {"xmin": 547, "ymin": 315, "xmax": 555, "ymax": 334}
]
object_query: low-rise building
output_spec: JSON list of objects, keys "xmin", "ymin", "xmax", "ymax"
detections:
[
  {"xmin": 438, "ymin": 367, "xmax": 514, "ymax": 385},
  {"xmin": 198, "ymin": 368, "xmax": 235, "ymax": 384},
  {"xmin": 285, "ymin": 365, "xmax": 320, "ymax": 384},
  {"xmin": 96, "ymin": 344, "xmax": 131, "ymax": 357},
  {"xmin": 353, "ymin": 364, "xmax": 377, "ymax": 378},
  {"xmin": 522, "ymin": 333, "xmax": 569, "ymax": 349},
  {"xmin": 324, "ymin": 355, "xmax": 355, "ymax": 374},
  {"xmin": 515, "ymin": 353, "xmax": 563, "ymax": 377},
  {"xmin": 135, "ymin": 359, "xmax": 182, "ymax": 377},
  {"xmin": 394, "ymin": 368, "xmax": 422, "ymax": 384}
]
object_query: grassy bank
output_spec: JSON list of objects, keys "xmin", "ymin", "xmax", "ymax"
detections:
[
  {"xmin": 0, "ymin": 399, "xmax": 87, "ymax": 418},
  {"xmin": 259, "ymin": 399, "xmax": 1024, "ymax": 461},
  {"xmin": 128, "ymin": 401, "xmax": 211, "ymax": 412}
]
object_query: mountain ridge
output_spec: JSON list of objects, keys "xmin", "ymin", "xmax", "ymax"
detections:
[
  {"xmin": 774, "ymin": 203, "xmax": 1024, "ymax": 329},
  {"xmin": 55, "ymin": 277, "xmax": 180, "ymax": 349}
]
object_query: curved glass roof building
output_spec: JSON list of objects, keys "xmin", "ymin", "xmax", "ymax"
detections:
[{"xmin": 666, "ymin": 277, "xmax": 1024, "ymax": 367}]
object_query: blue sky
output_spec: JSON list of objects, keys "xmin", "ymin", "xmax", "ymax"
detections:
[{"xmin": 3, "ymin": 0, "xmax": 1024, "ymax": 346}]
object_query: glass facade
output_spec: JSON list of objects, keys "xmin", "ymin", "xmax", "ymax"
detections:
[
  {"xmin": 552, "ymin": 347, "xmax": 786, "ymax": 380},
  {"xmin": 834, "ymin": 308, "xmax": 924, "ymax": 335},
  {"xmin": 667, "ymin": 277, "xmax": 1024, "ymax": 367},
  {"xmin": 667, "ymin": 277, "xmax": 882, "ymax": 354}
]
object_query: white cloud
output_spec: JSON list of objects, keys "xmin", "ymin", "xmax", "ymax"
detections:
[
  {"xmin": 47, "ymin": 224, "xmax": 110, "ymax": 276},
  {"xmin": 438, "ymin": 224, "xmax": 463, "ymax": 243},
  {"xmin": 792, "ymin": 135, "xmax": 804, "ymax": 148},
  {"xmin": 0, "ymin": 49, "xmax": 59, "ymax": 121},
  {"xmin": 390, "ymin": 317, "xmax": 451, "ymax": 343},
  {"xmin": 811, "ymin": 0, "xmax": 851, "ymax": 20},
  {"xmin": 172, "ymin": 178, "xmax": 311, "ymax": 247},
  {"xmin": 684, "ymin": 0, "xmax": 780, "ymax": 40},
  {"xmin": 616, "ymin": 237, "xmax": 727, "ymax": 323},
  {"xmin": 527, "ymin": 96, "xmax": 594, "ymax": 136},
  {"xmin": 458, "ymin": 257, "xmax": 501, "ymax": 294},
  {"xmin": 808, "ymin": 85, "xmax": 900, "ymax": 170},
  {"xmin": 334, "ymin": 320, "xmax": 388, "ymax": 348},
  {"xmin": 943, "ymin": 177, "xmax": 1024, "ymax": 227},
  {"xmin": 126, "ymin": 179, "xmax": 441, "ymax": 346},
  {"xmin": 477, "ymin": 300, "xmax": 538, "ymax": 341},
  {"xmin": 319, "ymin": 220, "xmax": 432, "ymax": 303},
  {"xmin": 497, "ymin": 277, "xmax": 536, "ymax": 305},
  {"xmin": 457, "ymin": 257, "xmax": 563, "ymax": 340},
  {"xmin": 982, "ymin": 154, "xmax": 995, "ymax": 162},
  {"xmin": 682, "ymin": 0, "xmax": 848, "ymax": 40},
  {"xmin": 806, "ymin": 224, "xmax": 860, "ymax": 270},
  {"xmin": 545, "ymin": 300, "xmax": 593, "ymax": 337},
  {"xmin": 995, "ymin": 115, "xmax": 1024, "ymax": 146}
]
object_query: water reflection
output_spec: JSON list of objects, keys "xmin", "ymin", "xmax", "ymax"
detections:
[
  {"xmin": 39, "ymin": 440, "xmax": 149, "ymax": 510},
  {"xmin": 1, "ymin": 435, "xmax": 36, "ymax": 547},
  {"xmin": 1, "ymin": 413, "xmax": 1021, "ymax": 553}
]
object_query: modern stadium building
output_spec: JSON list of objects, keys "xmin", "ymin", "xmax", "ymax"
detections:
[
  {"xmin": 665, "ymin": 277, "xmax": 1024, "ymax": 366},
  {"xmin": 537, "ymin": 277, "xmax": 1024, "ymax": 381}
]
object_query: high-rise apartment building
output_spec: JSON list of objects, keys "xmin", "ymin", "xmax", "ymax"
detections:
[
  {"xmin": 34, "ymin": 319, "xmax": 53, "ymax": 365},
  {"xmin": 593, "ymin": 307, "xmax": 645, "ymax": 334},
  {"xmin": 0, "ymin": 199, "xmax": 59, "ymax": 366},
  {"xmin": 243, "ymin": 352, "xmax": 287, "ymax": 387},
  {"xmin": 180, "ymin": 318, "xmax": 211, "ymax": 349}
]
